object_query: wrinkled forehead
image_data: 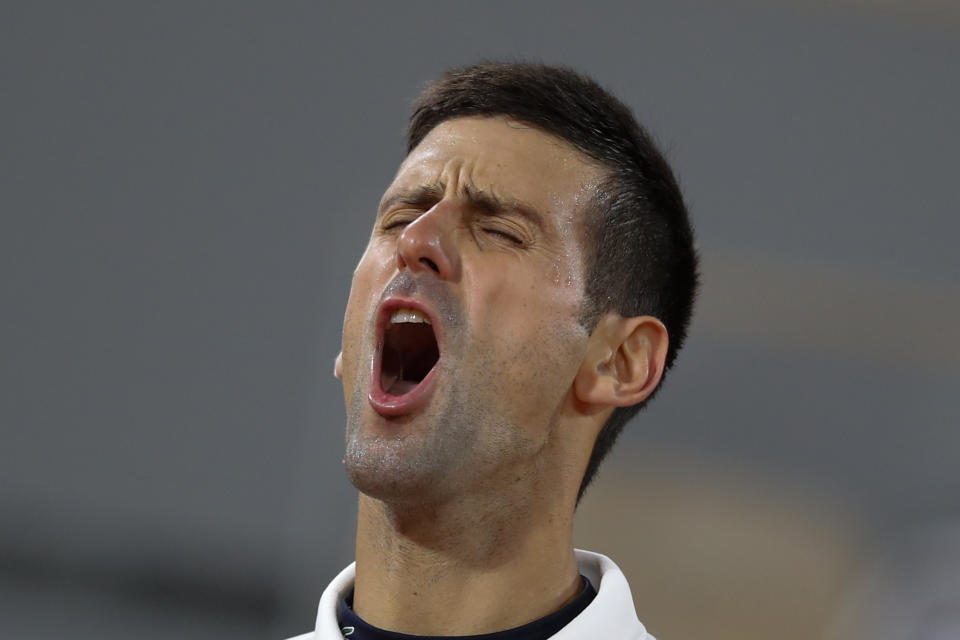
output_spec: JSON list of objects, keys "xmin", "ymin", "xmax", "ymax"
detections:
[{"xmin": 389, "ymin": 116, "xmax": 605, "ymax": 231}]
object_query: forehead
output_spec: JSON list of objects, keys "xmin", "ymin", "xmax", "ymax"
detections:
[{"xmin": 388, "ymin": 116, "xmax": 603, "ymax": 225}]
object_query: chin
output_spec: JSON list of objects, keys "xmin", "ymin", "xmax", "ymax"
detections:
[
  {"xmin": 342, "ymin": 422, "xmax": 458, "ymax": 505},
  {"xmin": 345, "ymin": 457, "xmax": 453, "ymax": 507}
]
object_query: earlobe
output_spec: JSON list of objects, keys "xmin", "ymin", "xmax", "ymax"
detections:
[
  {"xmin": 334, "ymin": 352, "xmax": 343, "ymax": 379},
  {"xmin": 573, "ymin": 314, "xmax": 668, "ymax": 409}
]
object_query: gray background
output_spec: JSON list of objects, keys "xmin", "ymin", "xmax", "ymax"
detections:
[{"xmin": 2, "ymin": 1, "xmax": 958, "ymax": 639}]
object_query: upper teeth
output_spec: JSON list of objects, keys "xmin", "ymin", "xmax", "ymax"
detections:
[{"xmin": 390, "ymin": 308, "xmax": 431, "ymax": 324}]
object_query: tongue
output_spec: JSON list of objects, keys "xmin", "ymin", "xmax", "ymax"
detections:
[{"xmin": 387, "ymin": 379, "xmax": 419, "ymax": 396}]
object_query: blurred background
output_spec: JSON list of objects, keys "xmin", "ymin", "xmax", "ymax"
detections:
[{"xmin": 2, "ymin": 1, "xmax": 958, "ymax": 638}]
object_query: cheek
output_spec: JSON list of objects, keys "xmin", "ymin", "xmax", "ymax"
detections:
[
  {"xmin": 468, "ymin": 278, "xmax": 587, "ymax": 419},
  {"xmin": 474, "ymin": 268, "xmax": 584, "ymax": 342},
  {"xmin": 475, "ymin": 325, "xmax": 585, "ymax": 434},
  {"xmin": 341, "ymin": 244, "xmax": 392, "ymax": 380}
]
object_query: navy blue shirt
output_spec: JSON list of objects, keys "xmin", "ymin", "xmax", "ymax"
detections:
[{"xmin": 337, "ymin": 576, "xmax": 597, "ymax": 640}]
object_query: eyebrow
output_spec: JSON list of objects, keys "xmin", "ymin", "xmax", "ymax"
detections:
[
  {"xmin": 378, "ymin": 182, "xmax": 545, "ymax": 231},
  {"xmin": 378, "ymin": 183, "xmax": 445, "ymax": 216}
]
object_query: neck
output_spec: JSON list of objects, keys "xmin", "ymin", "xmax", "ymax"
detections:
[{"xmin": 352, "ymin": 489, "xmax": 581, "ymax": 636}]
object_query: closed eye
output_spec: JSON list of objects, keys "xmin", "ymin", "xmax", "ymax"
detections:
[
  {"xmin": 381, "ymin": 212, "xmax": 419, "ymax": 231},
  {"xmin": 482, "ymin": 228, "xmax": 524, "ymax": 246}
]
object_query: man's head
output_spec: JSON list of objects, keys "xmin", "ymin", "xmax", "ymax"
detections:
[{"xmin": 337, "ymin": 62, "xmax": 698, "ymax": 509}]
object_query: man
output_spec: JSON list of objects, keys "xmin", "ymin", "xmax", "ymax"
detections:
[{"xmin": 290, "ymin": 61, "xmax": 698, "ymax": 640}]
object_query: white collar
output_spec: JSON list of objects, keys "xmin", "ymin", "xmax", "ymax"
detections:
[{"xmin": 303, "ymin": 549, "xmax": 654, "ymax": 640}]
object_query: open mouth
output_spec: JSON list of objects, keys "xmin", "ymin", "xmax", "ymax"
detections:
[
  {"xmin": 369, "ymin": 298, "xmax": 444, "ymax": 416},
  {"xmin": 380, "ymin": 307, "xmax": 440, "ymax": 396}
]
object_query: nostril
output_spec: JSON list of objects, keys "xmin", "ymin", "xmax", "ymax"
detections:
[{"xmin": 420, "ymin": 257, "xmax": 439, "ymax": 273}]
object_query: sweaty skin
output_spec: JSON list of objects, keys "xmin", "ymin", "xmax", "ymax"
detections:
[{"xmin": 336, "ymin": 116, "xmax": 666, "ymax": 635}]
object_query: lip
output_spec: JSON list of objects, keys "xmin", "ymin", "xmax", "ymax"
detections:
[{"xmin": 368, "ymin": 296, "xmax": 444, "ymax": 417}]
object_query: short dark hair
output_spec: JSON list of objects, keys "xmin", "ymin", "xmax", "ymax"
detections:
[{"xmin": 407, "ymin": 61, "xmax": 699, "ymax": 502}]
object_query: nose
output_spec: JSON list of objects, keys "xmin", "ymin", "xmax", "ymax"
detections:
[{"xmin": 395, "ymin": 203, "xmax": 461, "ymax": 280}]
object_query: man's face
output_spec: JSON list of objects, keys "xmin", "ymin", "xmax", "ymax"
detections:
[{"xmin": 339, "ymin": 116, "xmax": 604, "ymax": 505}]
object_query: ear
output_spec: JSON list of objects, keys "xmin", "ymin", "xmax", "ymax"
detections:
[
  {"xmin": 334, "ymin": 352, "xmax": 343, "ymax": 379},
  {"xmin": 573, "ymin": 314, "xmax": 668, "ymax": 409}
]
